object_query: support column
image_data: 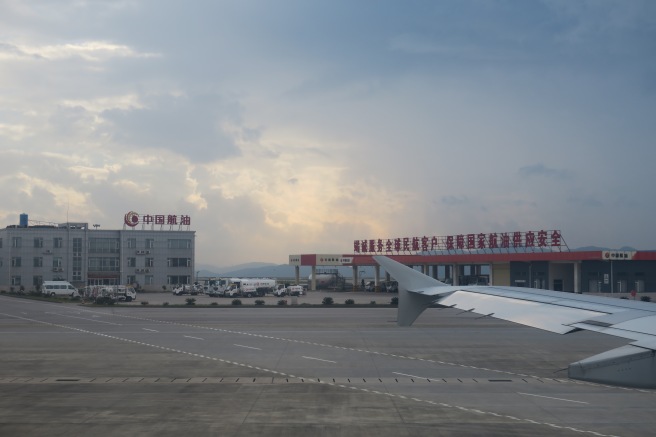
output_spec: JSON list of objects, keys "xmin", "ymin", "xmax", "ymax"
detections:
[
  {"xmin": 488, "ymin": 263, "xmax": 494, "ymax": 286},
  {"xmin": 295, "ymin": 266, "xmax": 300, "ymax": 285},
  {"xmin": 574, "ymin": 262, "xmax": 581, "ymax": 294},
  {"xmin": 452, "ymin": 264, "xmax": 459, "ymax": 286},
  {"xmin": 374, "ymin": 265, "xmax": 380, "ymax": 292},
  {"xmin": 352, "ymin": 266, "xmax": 358, "ymax": 291},
  {"xmin": 311, "ymin": 266, "xmax": 317, "ymax": 291}
]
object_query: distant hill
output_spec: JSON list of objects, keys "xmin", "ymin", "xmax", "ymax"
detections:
[{"xmin": 572, "ymin": 246, "xmax": 637, "ymax": 252}]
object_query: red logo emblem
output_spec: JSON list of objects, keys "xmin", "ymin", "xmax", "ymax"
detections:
[{"xmin": 124, "ymin": 211, "xmax": 139, "ymax": 227}]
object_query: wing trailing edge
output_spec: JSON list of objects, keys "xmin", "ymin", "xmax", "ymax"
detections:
[{"xmin": 374, "ymin": 255, "xmax": 656, "ymax": 389}]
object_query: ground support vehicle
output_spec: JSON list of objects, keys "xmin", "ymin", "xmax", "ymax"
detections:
[
  {"xmin": 287, "ymin": 285, "xmax": 305, "ymax": 296},
  {"xmin": 83, "ymin": 285, "xmax": 137, "ymax": 302},
  {"xmin": 225, "ymin": 278, "xmax": 276, "ymax": 297},
  {"xmin": 172, "ymin": 284, "xmax": 204, "ymax": 296},
  {"xmin": 272, "ymin": 284, "xmax": 288, "ymax": 297}
]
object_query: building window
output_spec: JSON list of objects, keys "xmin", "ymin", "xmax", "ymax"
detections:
[
  {"xmin": 34, "ymin": 237, "xmax": 44, "ymax": 248},
  {"xmin": 11, "ymin": 257, "xmax": 21, "ymax": 267},
  {"xmin": 127, "ymin": 257, "xmax": 136, "ymax": 268},
  {"xmin": 33, "ymin": 257, "xmax": 43, "ymax": 268},
  {"xmin": 145, "ymin": 275, "xmax": 154, "ymax": 285},
  {"xmin": 11, "ymin": 276, "xmax": 21, "ymax": 286},
  {"xmin": 0, "ymin": 238, "xmax": 3, "ymax": 248},
  {"xmin": 72, "ymin": 271, "xmax": 81, "ymax": 281},
  {"xmin": 146, "ymin": 238, "xmax": 154, "ymax": 249},
  {"xmin": 145, "ymin": 258, "xmax": 154, "ymax": 267},
  {"xmin": 167, "ymin": 275, "xmax": 190, "ymax": 285},
  {"xmin": 53, "ymin": 257, "xmax": 62, "ymax": 268},
  {"xmin": 12, "ymin": 237, "xmax": 21, "ymax": 248},
  {"xmin": 167, "ymin": 239, "xmax": 191, "ymax": 249},
  {"xmin": 127, "ymin": 275, "xmax": 136, "ymax": 285},
  {"xmin": 167, "ymin": 258, "xmax": 191, "ymax": 267},
  {"xmin": 127, "ymin": 238, "xmax": 136, "ymax": 248},
  {"xmin": 33, "ymin": 275, "xmax": 43, "ymax": 288},
  {"xmin": 89, "ymin": 238, "xmax": 120, "ymax": 253},
  {"xmin": 54, "ymin": 238, "xmax": 63, "ymax": 248},
  {"xmin": 73, "ymin": 238, "xmax": 82, "ymax": 253},
  {"xmin": 88, "ymin": 257, "xmax": 120, "ymax": 272}
]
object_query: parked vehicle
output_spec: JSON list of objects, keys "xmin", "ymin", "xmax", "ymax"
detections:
[
  {"xmin": 272, "ymin": 284, "xmax": 288, "ymax": 297},
  {"xmin": 228, "ymin": 278, "xmax": 276, "ymax": 297},
  {"xmin": 287, "ymin": 285, "xmax": 305, "ymax": 296},
  {"xmin": 82, "ymin": 285, "xmax": 136, "ymax": 302},
  {"xmin": 173, "ymin": 284, "xmax": 202, "ymax": 295},
  {"xmin": 41, "ymin": 281, "xmax": 78, "ymax": 298},
  {"xmin": 381, "ymin": 281, "xmax": 398, "ymax": 293}
]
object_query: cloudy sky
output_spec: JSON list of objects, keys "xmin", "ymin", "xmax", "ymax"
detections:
[{"xmin": 1, "ymin": 0, "xmax": 655, "ymax": 267}]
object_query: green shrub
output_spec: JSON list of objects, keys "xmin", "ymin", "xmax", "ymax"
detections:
[
  {"xmin": 141, "ymin": 301, "xmax": 149, "ymax": 305},
  {"xmin": 185, "ymin": 298, "xmax": 196, "ymax": 305},
  {"xmin": 322, "ymin": 297, "xmax": 334, "ymax": 305},
  {"xmin": 163, "ymin": 302, "xmax": 169, "ymax": 306},
  {"xmin": 640, "ymin": 296, "xmax": 651, "ymax": 302},
  {"xmin": 232, "ymin": 299, "xmax": 242, "ymax": 306},
  {"xmin": 277, "ymin": 299, "xmax": 287, "ymax": 306},
  {"xmin": 254, "ymin": 299, "xmax": 265, "ymax": 306},
  {"xmin": 390, "ymin": 297, "xmax": 399, "ymax": 306},
  {"xmin": 345, "ymin": 299, "xmax": 355, "ymax": 305},
  {"xmin": 370, "ymin": 301, "xmax": 376, "ymax": 305},
  {"xmin": 210, "ymin": 301, "xmax": 218, "ymax": 306}
]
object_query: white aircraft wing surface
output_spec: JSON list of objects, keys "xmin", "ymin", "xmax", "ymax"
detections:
[{"xmin": 374, "ymin": 255, "xmax": 656, "ymax": 389}]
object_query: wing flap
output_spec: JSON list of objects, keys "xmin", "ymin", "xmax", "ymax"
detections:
[{"xmin": 438, "ymin": 290, "xmax": 606, "ymax": 334}]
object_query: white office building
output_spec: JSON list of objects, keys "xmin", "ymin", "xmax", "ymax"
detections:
[{"xmin": 0, "ymin": 214, "xmax": 195, "ymax": 292}]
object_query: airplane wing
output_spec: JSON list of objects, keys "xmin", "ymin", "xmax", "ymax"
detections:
[{"xmin": 373, "ymin": 255, "xmax": 656, "ymax": 389}]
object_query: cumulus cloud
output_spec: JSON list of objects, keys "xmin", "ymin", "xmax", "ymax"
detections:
[
  {"xmin": 100, "ymin": 93, "xmax": 241, "ymax": 162},
  {"xmin": 1, "ymin": 1, "xmax": 655, "ymax": 265}
]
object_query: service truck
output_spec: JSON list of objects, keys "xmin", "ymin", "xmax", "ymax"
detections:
[{"xmin": 223, "ymin": 278, "xmax": 276, "ymax": 297}]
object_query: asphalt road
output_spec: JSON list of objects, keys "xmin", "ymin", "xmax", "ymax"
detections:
[{"xmin": 0, "ymin": 294, "xmax": 654, "ymax": 436}]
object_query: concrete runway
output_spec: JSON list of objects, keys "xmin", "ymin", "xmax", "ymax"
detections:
[{"xmin": 0, "ymin": 294, "xmax": 654, "ymax": 436}]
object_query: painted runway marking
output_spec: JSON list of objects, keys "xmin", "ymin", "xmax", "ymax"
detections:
[
  {"xmin": 183, "ymin": 335, "xmax": 204, "ymax": 340},
  {"xmin": 143, "ymin": 328, "xmax": 159, "ymax": 332},
  {"xmin": 32, "ymin": 304, "xmax": 655, "ymax": 396},
  {"xmin": 234, "ymin": 344, "xmax": 261, "ymax": 350},
  {"xmin": 393, "ymin": 372, "xmax": 428, "ymax": 380},
  {"xmin": 45, "ymin": 312, "xmax": 122, "ymax": 325},
  {"xmin": 302, "ymin": 356, "xmax": 337, "ymax": 364},
  {"xmin": 518, "ymin": 392, "xmax": 589, "ymax": 404},
  {"xmin": 0, "ymin": 310, "xmax": 621, "ymax": 437}
]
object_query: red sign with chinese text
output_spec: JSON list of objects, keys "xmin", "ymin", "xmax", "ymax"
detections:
[
  {"xmin": 353, "ymin": 230, "xmax": 564, "ymax": 254},
  {"xmin": 124, "ymin": 211, "xmax": 192, "ymax": 228}
]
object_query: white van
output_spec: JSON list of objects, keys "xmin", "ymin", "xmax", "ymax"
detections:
[{"xmin": 42, "ymin": 281, "xmax": 78, "ymax": 298}]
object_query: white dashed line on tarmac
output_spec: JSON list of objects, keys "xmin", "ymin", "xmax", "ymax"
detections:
[
  {"xmin": 302, "ymin": 356, "xmax": 337, "ymax": 364},
  {"xmin": 234, "ymin": 344, "xmax": 262, "ymax": 350},
  {"xmin": 518, "ymin": 392, "xmax": 589, "ymax": 404}
]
